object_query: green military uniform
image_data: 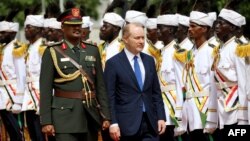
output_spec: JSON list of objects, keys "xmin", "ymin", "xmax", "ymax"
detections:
[
  {"xmin": 40, "ymin": 40, "xmax": 110, "ymax": 140},
  {"xmin": 39, "ymin": 8, "xmax": 110, "ymax": 141}
]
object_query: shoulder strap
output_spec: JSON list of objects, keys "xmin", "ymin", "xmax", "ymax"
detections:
[{"xmin": 53, "ymin": 46, "xmax": 95, "ymax": 89}]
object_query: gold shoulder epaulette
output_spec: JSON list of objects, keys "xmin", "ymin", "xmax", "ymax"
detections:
[
  {"xmin": 119, "ymin": 41, "xmax": 125, "ymax": 51},
  {"xmin": 12, "ymin": 41, "xmax": 28, "ymax": 58},
  {"xmin": 39, "ymin": 44, "xmax": 47, "ymax": 56},
  {"xmin": 236, "ymin": 43, "xmax": 250, "ymax": 57},
  {"xmin": 173, "ymin": 49, "xmax": 188, "ymax": 63},
  {"xmin": 212, "ymin": 45, "xmax": 220, "ymax": 57}
]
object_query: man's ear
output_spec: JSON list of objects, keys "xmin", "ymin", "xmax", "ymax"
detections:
[{"xmin": 201, "ymin": 26, "xmax": 208, "ymax": 33}]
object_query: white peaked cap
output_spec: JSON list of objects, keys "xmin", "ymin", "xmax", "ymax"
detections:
[
  {"xmin": 43, "ymin": 18, "xmax": 51, "ymax": 28},
  {"xmin": 219, "ymin": 8, "xmax": 246, "ymax": 27},
  {"xmin": 103, "ymin": 12, "xmax": 125, "ymax": 28},
  {"xmin": 24, "ymin": 15, "xmax": 44, "ymax": 27},
  {"xmin": 190, "ymin": 11, "xmax": 214, "ymax": 27},
  {"xmin": 0, "ymin": 21, "xmax": 19, "ymax": 32},
  {"xmin": 176, "ymin": 14, "xmax": 189, "ymax": 27},
  {"xmin": 208, "ymin": 12, "xmax": 217, "ymax": 23},
  {"xmin": 157, "ymin": 14, "xmax": 179, "ymax": 26},
  {"xmin": 125, "ymin": 10, "xmax": 148, "ymax": 26},
  {"xmin": 145, "ymin": 18, "xmax": 157, "ymax": 29},
  {"xmin": 48, "ymin": 18, "xmax": 61, "ymax": 29},
  {"xmin": 82, "ymin": 16, "xmax": 94, "ymax": 30}
]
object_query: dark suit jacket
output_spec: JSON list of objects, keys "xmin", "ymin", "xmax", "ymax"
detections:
[
  {"xmin": 104, "ymin": 50, "xmax": 165, "ymax": 136},
  {"xmin": 40, "ymin": 41, "xmax": 110, "ymax": 133}
]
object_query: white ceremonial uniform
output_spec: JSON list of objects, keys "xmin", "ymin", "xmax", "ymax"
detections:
[
  {"xmin": 182, "ymin": 41, "xmax": 217, "ymax": 132},
  {"xmin": 208, "ymin": 36, "xmax": 220, "ymax": 47},
  {"xmin": 0, "ymin": 39, "xmax": 26, "ymax": 112},
  {"xmin": 99, "ymin": 37, "xmax": 123, "ymax": 70},
  {"xmin": 22, "ymin": 38, "xmax": 44, "ymax": 114},
  {"xmin": 247, "ymin": 59, "xmax": 250, "ymax": 124},
  {"xmin": 173, "ymin": 38, "xmax": 194, "ymax": 134},
  {"xmin": 154, "ymin": 41, "xmax": 164, "ymax": 50},
  {"xmin": 180, "ymin": 37, "xmax": 194, "ymax": 50},
  {"xmin": 159, "ymin": 40, "xmax": 180, "ymax": 126},
  {"xmin": 215, "ymin": 37, "xmax": 247, "ymax": 128}
]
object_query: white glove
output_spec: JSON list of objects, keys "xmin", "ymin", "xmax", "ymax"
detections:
[
  {"xmin": 203, "ymin": 121, "xmax": 217, "ymax": 134},
  {"xmin": 174, "ymin": 120, "xmax": 186, "ymax": 136},
  {"xmin": 35, "ymin": 107, "xmax": 40, "ymax": 115},
  {"xmin": 11, "ymin": 104, "xmax": 22, "ymax": 114}
]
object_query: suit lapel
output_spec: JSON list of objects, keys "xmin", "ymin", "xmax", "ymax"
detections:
[{"xmin": 119, "ymin": 50, "xmax": 141, "ymax": 90}]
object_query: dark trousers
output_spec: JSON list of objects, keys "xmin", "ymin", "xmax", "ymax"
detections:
[
  {"xmin": 160, "ymin": 125, "xmax": 175, "ymax": 141},
  {"xmin": 26, "ymin": 110, "xmax": 44, "ymax": 141},
  {"xmin": 0, "ymin": 110, "xmax": 23, "ymax": 141},
  {"xmin": 189, "ymin": 129, "xmax": 221, "ymax": 141},
  {"xmin": 121, "ymin": 113, "xmax": 159, "ymax": 141},
  {"xmin": 101, "ymin": 129, "xmax": 113, "ymax": 141},
  {"xmin": 55, "ymin": 133, "xmax": 87, "ymax": 141}
]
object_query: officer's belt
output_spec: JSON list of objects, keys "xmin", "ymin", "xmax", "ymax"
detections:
[
  {"xmin": 0, "ymin": 79, "xmax": 17, "ymax": 86},
  {"xmin": 186, "ymin": 90, "xmax": 209, "ymax": 99},
  {"xmin": 54, "ymin": 89, "xmax": 96, "ymax": 100},
  {"xmin": 161, "ymin": 84, "xmax": 176, "ymax": 92},
  {"xmin": 215, "ymin": 81, "xmax": 237, "ymax": 90}
]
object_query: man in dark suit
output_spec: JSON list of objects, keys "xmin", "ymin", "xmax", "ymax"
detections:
[
  {"xmin": 104, "ymin": 23, "xmax": 166, "ymax": 141},
  {"xmin": 39, "ymin": 8, "xmax": 110, "ymax": 141}
]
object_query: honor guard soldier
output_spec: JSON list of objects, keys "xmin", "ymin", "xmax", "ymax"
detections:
[
  {"xmin": 145, "ymin": 18, "xmax": 162, "ymax": 71},
  {"xmin": 22, "ymin": 14, "xmax": 46, "ymax": 141},
  {"xmin": 0, "ymin": 18, "xmax": 25, "ymax": 141},
  {"xmin": 47, "ymin": 18, "xmax": 63, "ymax": 43},
  {"xmin": 99, "ymin": 12, "xmax": 125, "ymax": 70},
  {"xmin": 81, "ymin": 16, "xmax": 94, "ymax": 42},
  {"xmin": 98, "ymin": 12, "xmax": 124, "ymax": 141},
  {"xmin": 214, "ymin": 8, "xmax": 248, "ymax": 138},
  {"xmin": 157, "ymin": 14, "xmax": 185, "ymax": 141},
  {"xmin": 40, "ymin": 8, "xmax": 111, "ymax": 141}
]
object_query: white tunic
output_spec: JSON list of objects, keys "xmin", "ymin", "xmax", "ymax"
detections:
[
  {"xmin": 216, "ymin": 37, "xmax": 247, "ymax": 128},
  {"xmin": 22, "ymin": 38, "xmax": 43, "ymax": 114},
  {"xmin": 0, "ymin": 39, "xmax": 26, "ymax": 111},
  {"xmin": 103, "ymin": 38, "xmax": 122, "ymax": 61},
  {"xmin": 182, "ymin": 41, "xmax": 217, "ymax": 132},
  {"xmin": 159, "ymin": 40, "xmax": 180, "ymax": 126},
  {"xmin": 180, "ymin": 37, "xmax": 194, "ymax": 50}
]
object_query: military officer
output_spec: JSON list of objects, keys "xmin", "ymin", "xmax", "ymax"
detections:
[{"xmin": 40, "ymin": 8, "xmax": 111, "ymax": 141}]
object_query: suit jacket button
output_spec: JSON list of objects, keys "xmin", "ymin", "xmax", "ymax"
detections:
[
  {"xmin": 61, "ymin": 107, "xmax": 64, "ymax": 110},
  {"xmin": 64, "ymin": 66, "xmax": 67, "ymax": 69}
]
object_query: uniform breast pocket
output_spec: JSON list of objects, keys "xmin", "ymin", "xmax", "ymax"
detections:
[
  {"xmin": 85, "ymin": 60, "xmax": 96, "ymax": 76},
  {"xmin": 197, "ymin": 67, "xmax": 209, "ymax": 84},
  {"xmin": 85, "ymin": 61, "xmax": 95, "ymax": 68},
  {"xmin": 218, "ymin": 62, "xmax": 236, "ymax": 81},
  {"xmin": 59, "ymin": 61, "xmax": 74, "ymax": 74}
]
